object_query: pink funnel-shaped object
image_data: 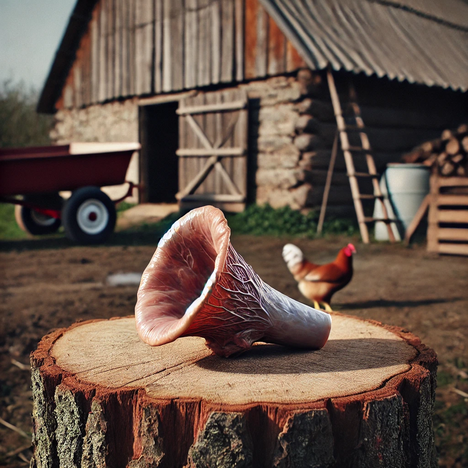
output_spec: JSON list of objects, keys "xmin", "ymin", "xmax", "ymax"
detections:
[{"xmin": 135, "ymin": 206, "xmax": 332, "ymax": 357}]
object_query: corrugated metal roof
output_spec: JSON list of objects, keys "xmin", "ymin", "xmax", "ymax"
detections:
[{"xmin": 259, "ymin": 0, "xmax": 468, "ymax": 91}]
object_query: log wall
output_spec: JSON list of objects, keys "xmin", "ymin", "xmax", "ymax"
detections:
[
  {"xmin": 56, "ymin": 0, "xmax": 306, "ymax": 111},
  {"xmin": 288, "ymin": 70, "xmax": 468, "ymax": 216}
]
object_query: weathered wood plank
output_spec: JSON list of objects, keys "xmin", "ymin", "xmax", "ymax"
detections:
[
  {"xmin": 437, "ymin": 228, "xmax": 468, "ymax": 241},
  {"xmin": 135, "ymin": 0, "xmax": 153, "ymax": 96},
  {"xmin": 162, "ymin": 0, "xmax": 172, "ymax": 92},
  {"xmin": 436, "ymin": 177, "xmax": 468, "ymax": 188},
  {"xmin": 121, "ymin": 0, "xmax": 130, "ymax": 96},
  {"xmin": 236, "ymin": 90, "xmax": 248, "ymax": 197},
  {"xmin": 255, "ymin": 4, "xmax": 269, "ymax": 77},
  {"xmin": 62, "ymin": 80, "xmax": 74, "ymax": 109},
  {"xmin": 201, "ymin": 93, "xmax": 209, "ymax": 194},
  {"xmin": 184, "ymin": 0, "xmax": 198, "ymax": 90},
  {"xmin": 220, "ymin": 0, "xmax": 234, "ymax": 83},
  {"xmin": 98, "ymin": 0, "xmax": 107, "ymax": 102},
  {"xmin": 286, "ymin": 39, "xmax": 306, "ymax": 72},
  {"xmin": 205, "ymin": 92, "xmax": 217, "ymax": 193},
  {"xmin": 186, "ymin": 114, "xmax": 213, "ymax": 150},
  {"xmin": 436, "ymin": 195, "xmax": 468, "ymax": 206},
  {"xmin": 214, "ymin": 91, "xmax": 224, "ymax": 194},
  {"xmin": 134, "ymin": 0, "xmax": 143, "ymax": 95},
  {"xmin": 114, "ymin": 0, "xmax": 122, "ymax": 97},
  {"xmin": 180, "ymin": 193, "xmax": 245, "ymax": 202},
  {"xmin": 144, "ymin": 0, "xmax": 155, "ymax": 94},
  {"xmin": 216, "ymin": 161, "xmax": 242, "ymax": 195},
  {"xmin": 177, "ymin": 89, "xmax": 247, "ymax": 208},
  {"xmin": 404, "ymin": 194, "xmax": 431, "ymax": 246},
  {"xmin": 177, "ymin": 100, "xmax": 247, "ymax": 114},
  {"xmin": 91, "ymin": 4, "xmax": 100, "ymax": 103},
  {"xmin": 183, "ymin": 95, "xmax": 196, "ymax": 198},
  {"xmin": 128, "ymin": 0, "xmax": 136, "ymax": 95},
  {"xmin": 106, "ymin": 0, "xmax": 115, "ymax": 100},
  {"xmin": 223, "ymin": 89, "xmax": 235, "ymax": 195},
  {"xmin": 193, "ymin": 94, "xmax": 205, "ymax": 194},
  {"xmin": 267, "ymin": 15, "xmax": 286, "ymax": 76},
  {"xmin": 244, "ymin": 0, "xmax": 257, "ymax": 79},
  {"xmin": 235, "ymin": 0, "xmax": 244, "ymax": 82},
  {"xmin": 432, "ymin": 209, "xmax": 468, "ymax": 224},
  {"xmin": 172, "ymin": 0, "xmax": 184, "ymax": 91},
  {"xmin": 198, "ymin": 0, "xmax": 211, "ymax": 87},
  {"xmin": 436, "ymin": 243, "xmax": 468, "ymax": 256},
  {"xmin": 211, "ymin": 0, "xmax": 221, "ymax": 85},
  {"xmin": 73, "ymin": 64, "xmax": 82, "ymax": 109},
  {"xmin": 154, "ymin": 0, "xmax": 163, "ymax": 93},
  {"xmin": 177, "ymin": 155, "xmax": 218, "ymax": 199},
  {"xmin": 139, "ymin": 90, "xmax": 196, "ymax": 106},
  {"xmin": 83, "ymin": 28, "xmax": 92, "ymax": 106},
  {"xmin": 176, "ymin": 148, "xmax": 245, "ymax": 156},
  {"xmin": 179, "ymin": 103, "xmax": 187, "ymax": 197}
]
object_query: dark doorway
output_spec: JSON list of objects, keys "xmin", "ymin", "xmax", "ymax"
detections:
[{"xmin": 139, "ymin": 102, "xmax": 179, "ymax": 203}]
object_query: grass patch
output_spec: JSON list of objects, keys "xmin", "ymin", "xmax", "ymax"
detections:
[
  {"xmin": 116, "ymin": 201, "xmax": 137, "ymax": 214},
  {"xmin": 120, "ymin": 212, "xmax": 181, "ymax": 237},
  {"xmin": 437, "ymin": 371, "xmax": 455, "ymax": 387},
  {"xmin": 0, "ymin": 203, "xmax": 27, "ymax": 240},
  {"xmin": 126, "ymin": 204, "xmax": 359, "ymax": 240},
  {"xmin": 0, "ymin": 202, "xmax": 360, "ymax": 243},
  {"xmin": 226, "ymin": 204, "xmax": 358, "ymax": 237}
]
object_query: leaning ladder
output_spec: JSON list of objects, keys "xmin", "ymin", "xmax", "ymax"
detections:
[{"xmin": 325, "ymin": 68, "xmax": 396, "ymax": 244}]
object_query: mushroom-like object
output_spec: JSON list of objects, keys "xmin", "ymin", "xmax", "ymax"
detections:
[{"xmin": 135, "ymin": 206, "xmax": 332, "ymax": 357}]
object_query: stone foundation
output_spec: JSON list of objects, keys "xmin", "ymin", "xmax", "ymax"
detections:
[{"xmin": 51, "ymin": 98, "xmax": 140, "ymax": 203}]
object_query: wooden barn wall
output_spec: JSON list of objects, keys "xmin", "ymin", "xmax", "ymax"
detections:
[{"xmin": 56, "ymin": 0, "xmax": 306, "ymax": 110}]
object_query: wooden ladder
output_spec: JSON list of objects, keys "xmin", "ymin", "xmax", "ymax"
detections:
[{"xmin": 325, "ymin": 68, "xmax": 396, "ymax": 243}]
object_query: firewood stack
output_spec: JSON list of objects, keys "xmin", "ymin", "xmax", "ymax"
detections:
[{"xmin": 402, "ymin": 124, "xmax": 468, "ymax": 177}]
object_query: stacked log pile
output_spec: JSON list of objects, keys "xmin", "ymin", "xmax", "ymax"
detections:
[{"xmin": 402, "ymin": 124, "xmax": 468, "ymax": 177}]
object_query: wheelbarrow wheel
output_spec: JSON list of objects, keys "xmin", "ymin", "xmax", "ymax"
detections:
[
  {"xmin": 62, "ymin": 187, "xmax": 116, "ymax": 244},
  {"xmin": 14, "ymin": 196, "xmax": 62, "ymax": 235}
]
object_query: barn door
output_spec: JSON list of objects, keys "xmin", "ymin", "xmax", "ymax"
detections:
[{"xmin": 176, "ymin": 88, "xmax": 248, "ymax": 212}]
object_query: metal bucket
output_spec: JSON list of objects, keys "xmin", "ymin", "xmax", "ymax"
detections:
[{"xmin": 374, "ymin": 163, "xmax": 430, "ymax": 241}]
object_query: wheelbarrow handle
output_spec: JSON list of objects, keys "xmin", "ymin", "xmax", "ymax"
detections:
[{"xmin": 112, "ymin": 181, "xmax": 141, "ymax": 205}]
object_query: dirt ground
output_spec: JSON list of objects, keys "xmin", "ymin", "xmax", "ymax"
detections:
[{"xmin": 0, "ymin": 230, "xmax": 467, "ymax": 467}]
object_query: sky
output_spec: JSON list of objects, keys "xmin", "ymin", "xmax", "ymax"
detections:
[{"xmin": 0, "ymin": 0, "xmax": 76, "ymax": 91}]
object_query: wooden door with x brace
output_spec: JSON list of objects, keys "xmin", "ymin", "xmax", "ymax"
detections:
[{"xmin": 176, "ymin": 88, "xmax": 248, "ymax": 212}]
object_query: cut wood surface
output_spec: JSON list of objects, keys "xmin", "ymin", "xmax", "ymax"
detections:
[
  {"xmin": 30, "ymin": 313, "xmax": 437, "ymax": 467},
  {"xmin": 402, "ymin": 125, "xmax": 468, "ymax": 177}
]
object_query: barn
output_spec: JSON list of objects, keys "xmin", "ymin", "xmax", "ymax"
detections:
[{"xmin": 37, "ymin": 0, "xmax": 468, "ymax": 216}]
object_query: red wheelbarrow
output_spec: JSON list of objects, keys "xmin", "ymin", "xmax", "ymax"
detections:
[{"xmin": 0, "ymin": 142, "xmax": 141, "ymax": 244}]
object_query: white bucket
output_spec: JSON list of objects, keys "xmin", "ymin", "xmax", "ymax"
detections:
[{"xmin": 374, "ymin": 164, "xmax": 430, "ymax": 241}]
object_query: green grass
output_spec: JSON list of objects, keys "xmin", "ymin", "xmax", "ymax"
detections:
[
  {"xmin": 0, "ymin": 202, "xmax": 359, "ymax": 242},
  {"xmin": 116, "ymin": 201, "xmax": 137, "ymax": 214},
  {"xmin": 131, "ymin": 204, "xmax": 359, "ymax": 239},
  {"xmin": 226, "ymin": 204, "xmax": 359, "ymax": 238},
  {"xmin": 0, "ymin": 203, "xmax": 27, "ymax": 240}
]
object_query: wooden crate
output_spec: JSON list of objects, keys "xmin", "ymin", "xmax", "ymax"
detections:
[{"xmin": 428, "ymin": 175, "xmax": 468, "ymax": 256}]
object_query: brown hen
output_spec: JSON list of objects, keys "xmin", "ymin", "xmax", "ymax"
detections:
[{"xmin": 282, "ymin": 243, "xmax": 356, "ymax": 311}]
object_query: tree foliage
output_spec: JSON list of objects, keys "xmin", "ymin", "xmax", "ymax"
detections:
[{"xmin": 0, "ymin": 80, "xmax": 53, "ymax": 148}]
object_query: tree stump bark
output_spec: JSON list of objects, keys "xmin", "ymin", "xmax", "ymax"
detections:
[{"xmin": 30, "ymin": 313, "xmax": 437, "ymax": 468}]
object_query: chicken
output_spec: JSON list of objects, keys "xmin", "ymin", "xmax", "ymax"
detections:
[{"xmin": 282, "ymin": 243, "xmax": 356, "ymax": 311}]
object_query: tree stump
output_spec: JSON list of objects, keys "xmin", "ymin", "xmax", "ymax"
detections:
[{"xmin": 30, "ymin": 313, "xmax": 437, "ymax": 468}]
